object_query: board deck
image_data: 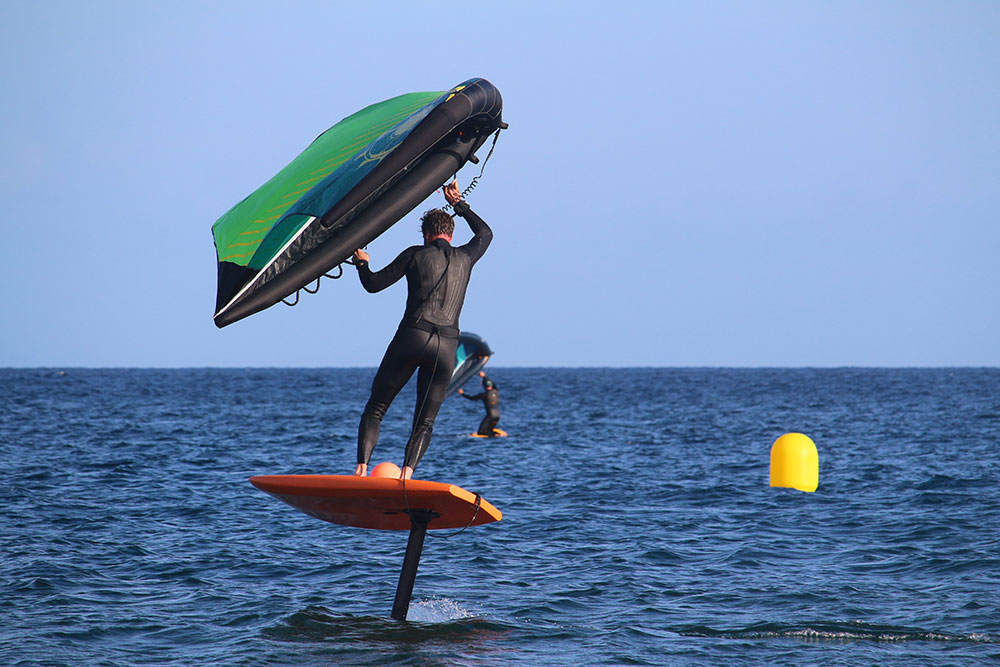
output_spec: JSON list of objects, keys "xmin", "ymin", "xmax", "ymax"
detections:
[{"xmin": 249, "ymin": 475, "xmax": 502, "ymax": 531}]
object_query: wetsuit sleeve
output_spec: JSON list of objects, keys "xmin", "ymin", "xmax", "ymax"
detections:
[
  {"xmin": 463, "ymin": 391, "xmax": 485, "ymax": 401},
  {"xmin": 355, "ymin": 247, "xmax": 413, "ymax": 293},
  {"xmin": 453, "ymin": 200, "xmax": 492, "ymax": 263}
]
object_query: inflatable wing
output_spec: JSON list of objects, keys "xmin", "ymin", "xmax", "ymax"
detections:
[
  {"xmin": 211, "ymin": 78, "xmax": 504, "ymax": 328},
  {"xmin": 447, "ymin": 331, "xmax": 493, "ymax": 396}
]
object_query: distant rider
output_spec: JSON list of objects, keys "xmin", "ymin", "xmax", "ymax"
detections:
[
  {"xmin": 458, "ymin": 371, "xmax": 501, "ymax": 437},
  {"xmin": 352, "ymin": 179, "xmax": 492, "ymax": 480}
]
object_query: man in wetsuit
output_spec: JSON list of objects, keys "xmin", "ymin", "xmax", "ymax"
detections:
[
  {"xmin": 458, "ymin": 371, "xmax": 501, "ymax": 436},
  {"xmin": 351, "ymin": 179, "xmax": 492, "ymax": 480}
]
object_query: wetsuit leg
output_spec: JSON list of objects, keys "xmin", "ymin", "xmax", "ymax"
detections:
[
  {"xmin": 403, "ymin": 333, "xmax": 458, "ymax": 470},
  {"xmin": 478, "ymin": 400, "xmax": 501, "ymax": 436},
  {"xmin": 357, "ymin": 330, "xmax": 421, "ymax": 466},
  {"xmin": 476, "ymin": 415, "xmax": 494, "ymax": 436}
]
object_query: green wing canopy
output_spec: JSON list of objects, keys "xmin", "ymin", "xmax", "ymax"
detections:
[{"xmin": 212, "ymin": 91, "xmax": 443, "ymax": 272}]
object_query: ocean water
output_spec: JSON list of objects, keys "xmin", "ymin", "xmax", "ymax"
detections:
[{"xmin": 2, "ymin": 367, "xmax": 999, "ymax": 666}]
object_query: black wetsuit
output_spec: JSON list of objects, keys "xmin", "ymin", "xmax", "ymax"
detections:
[
  {"xmin": 354, "ymin": 200, "xmax": 491, "ymax": 470},
  {"xmin": 462, "ymin": 383, "xmax": 500, "ymax": 436}
]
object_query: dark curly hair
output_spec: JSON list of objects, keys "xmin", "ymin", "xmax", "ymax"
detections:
[{"xmin": 420, "ymin": 208, "xmax": 454, "ymax": 239}]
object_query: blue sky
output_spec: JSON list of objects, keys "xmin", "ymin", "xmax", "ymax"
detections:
[{"xmin": 2, "ymin": 1, "xmax": 997, "ymax": 367}]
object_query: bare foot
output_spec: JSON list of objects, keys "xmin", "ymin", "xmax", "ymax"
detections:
[
  {"xmin": 354, "ymin": 463, "xmax": 367, "ymax": 477},
  {"xmin": 400, "ymin": 466, "xmax": 414, "ymax": 480}
]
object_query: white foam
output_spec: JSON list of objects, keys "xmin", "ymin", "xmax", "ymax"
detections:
[{"xmin": 405, "ymin": 598, "xmax": 476, "ymax": 623}]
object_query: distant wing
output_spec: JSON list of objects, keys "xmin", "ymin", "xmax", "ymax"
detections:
[
  {"xmin": 211, "ymin": 78, "xmax": 504, "ymax": 328},
  {"xmin": 447, "ymin": 331, "xmax": 494, "ymax": 396}
]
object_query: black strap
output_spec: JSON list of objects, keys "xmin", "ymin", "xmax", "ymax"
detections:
[{"xmin": 401, "ymin": 318, "xmax": 459, "ymax": 339}]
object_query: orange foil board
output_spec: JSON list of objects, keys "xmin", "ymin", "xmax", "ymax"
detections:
[
  {"xmin": 469, "ymin": 428, "xmax": 508, "ymax": 438},
  {"xmin": 249, "ymin": 475, "xmax": 502, "ymax": 531}
]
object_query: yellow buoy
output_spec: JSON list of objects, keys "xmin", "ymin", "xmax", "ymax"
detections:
[{"xmin": 769, "ymin": 433, "xmax": 818, "ymax": 492}]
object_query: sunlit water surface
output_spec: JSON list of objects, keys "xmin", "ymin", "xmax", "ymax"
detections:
[{"xmin": 2, "ymin": 368, "xmax": 999, "ymax": 665}]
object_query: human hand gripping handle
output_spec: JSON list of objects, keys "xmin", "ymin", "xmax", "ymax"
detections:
[
  {"xmin": 442, "ymin": 178, "xmax": 462, "ymax": 205},
  {"xmin": 353, "ymin": 248, "xmax": 369, "ymax": 264}
]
